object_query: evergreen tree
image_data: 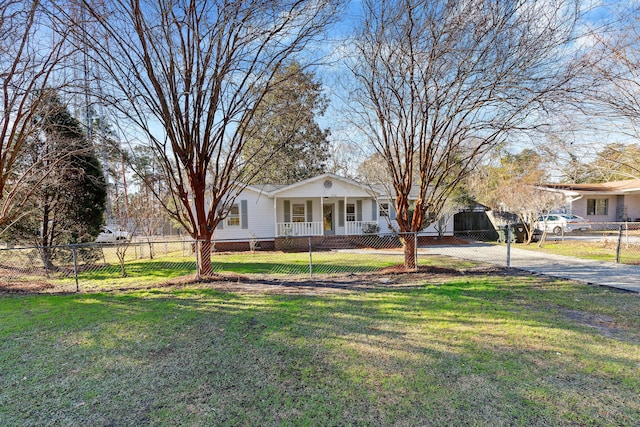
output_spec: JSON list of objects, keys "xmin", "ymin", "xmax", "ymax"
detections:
[
  {"xmin": 11, "ymin": 90, "xmax": 106, "ymax": 264},
  {"xmin": 242, "ymin": 61, "xmax": 331, "ymax": 184}
]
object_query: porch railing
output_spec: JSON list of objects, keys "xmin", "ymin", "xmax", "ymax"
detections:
[
  {"xmin": 346, "ymin": 221, "xmax": 379, "ymax": 235},
  {"xmin": 277, "ymin": 222, "xmax": 323, "ymax": 237}
]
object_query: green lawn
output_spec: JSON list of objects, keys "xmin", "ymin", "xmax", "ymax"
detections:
[
  {"xmin": 38, "ymin": 251, "xmax": 466, "ymax": 292},
  {"xmin": 209, "ymin": 250, "xmax": 399, "ymax": 274},
  {"xmin": 1, "ymin": 274, "xmax": 638, "ymax": 425},
  {"xmin": 516, "ymin": 239, "xmax": 640, "ymax": 264}
]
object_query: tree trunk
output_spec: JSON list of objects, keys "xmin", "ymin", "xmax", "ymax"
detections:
[
  {"xmin": 197, "ymin": 239, "xmax": 214, "ymax": 278},
  {"xmin": 116, "ymin": 244, "xmax": 129, "ymax": 277},
  {"xmin": 38, "ymin": 247, "xmax": 56, "ymax": 278},
  {"xmin": 401, "ymin": 234, "xmax": 417, "ymax": 271},
  {"xmin": 117, "ymin": 253, "xmax": 127, "ymax": 278}
]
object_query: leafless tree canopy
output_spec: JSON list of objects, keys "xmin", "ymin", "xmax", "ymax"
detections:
[
  {"xmin": 0, "ymin": 0, "xmax": 72, "ymax": 230},
  {"xmin": 60, "ymin": 0, "xmax": 340, "ymax": 275},
  {"xmin": 346, "ymin": 0, "xmax": 580, "ymax": 267},
  {"xmin": 567, "ymin": 1, "xmax": 640, "ymax": 169},
  {"xmin": 586, "ymin": 3, "xmax": 640, "ymax": 123}
]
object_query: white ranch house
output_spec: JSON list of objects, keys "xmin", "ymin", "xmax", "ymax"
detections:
[{"xmin": 213, "ymin": 173, "xmax": 453, "ymax": 247}]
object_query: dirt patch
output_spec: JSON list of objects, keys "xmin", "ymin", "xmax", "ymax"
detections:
[
  {"xmin": 0, "ymin": 280, "xmax": 56, "ymax": 294},
  {"xmin": 0, "ymin": 265, "xmax": 528, "ymax": 296},
  {"xmin": 154, "ymin": 265, "xmax": 525, "ymax": 296},
  {"xmin": 379, "ymin": 264, "xmax": 462, "ymax": 275},
  {"xmin": 562, "ymin": 309, "xmax": 638, "ymax": 344}
]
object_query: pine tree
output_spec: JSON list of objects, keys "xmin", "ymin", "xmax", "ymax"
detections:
[{"xmin": 242, "ymin": 61, "xmax": 331, "ymax": 184}]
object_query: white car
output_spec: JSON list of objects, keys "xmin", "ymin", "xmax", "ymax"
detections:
[
  {"xmin": 535, "ymin": 214, "xmax": 591, "ymax": 236},
  {"xmin": 95, "ymin": 226, "xmax": 130, "ymax": 243}
]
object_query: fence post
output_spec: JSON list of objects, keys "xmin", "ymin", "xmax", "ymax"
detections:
[
  {"xmin": 195, "ymin": 240, "xmax": 200, "ymax": 280},
  {"xmin": 308, "ymin": 236, "xmax": 313, "ymax": 277},
  {"xmin": 616, "ymin": 224, "xmax": 623, "ymax": 264},
  {"xmin": 625, "ymin": 221, "xmax": 629, "ymax": 249},
  {"xmin": 72, "ymin": 245, "xmax": 79, "ymax": 292},
  {"xmin": 506, "ymin": 226, "xmax": 511, "ymax": 268},
  {"xmin": 414, "ymin": 232, "xmax": 418, "ymax": 272}
]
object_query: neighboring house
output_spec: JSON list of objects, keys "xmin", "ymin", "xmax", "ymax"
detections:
[
  {"xmin": 213, "ymin": 173, "xmax": 453, "ymax": 249},
  {"xmin": 538, "ymin": 179, "xmax": 640, "ymax": 222}
]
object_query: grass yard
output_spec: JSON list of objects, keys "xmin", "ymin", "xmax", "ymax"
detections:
[
  {"xmin": 1, "ymin": 272, "xmax": 639, "ymax": 425},
  {"xmin": 516, "ymin": 240, "xmax": 618, "ymax": 262},
  {"xmin": 209, "ymin": 250, "xmax": 402, "ymax": 275},
  {"xmin": 7, "ymin": 250, "xmax": 471, "ymax": 293},
  {"xmin": 516, "ymin": 239, "xmax": 640, "ymax": 264}
]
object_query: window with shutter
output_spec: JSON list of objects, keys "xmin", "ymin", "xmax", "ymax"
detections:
[
  {"xmin": 292, "ymin": 204, "xmax": 305, "ymax": 222},
  {"xmin": 346, "ymin": 204, "xmax": 355, "ymax": 222},
  {"xmin": 227, "ymin": 204, "xmax": 240, "ymax": 226}
]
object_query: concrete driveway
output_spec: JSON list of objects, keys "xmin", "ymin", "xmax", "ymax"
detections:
[{"xmin": 419, "ymin": 243, "xmax": 640, "ymax": 293}]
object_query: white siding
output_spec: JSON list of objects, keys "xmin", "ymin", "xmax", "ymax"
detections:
[
  {"xmin": 211, "ymin": 175, "xmax": 455, "ymax": 240},
  {"xmin": 213, "ymin": 189, "xmax": 275, "ymax": 240},
  {"xmin": 376, "ymin": 198, "xmax": 454, "ymax": 236},
  {"xmin": 276, "ymin": 198, "xmax": 320, "ymax": 223},
  {"xmin": 378, "ymin": 219, "xmax": 453, "ymax": 235}
]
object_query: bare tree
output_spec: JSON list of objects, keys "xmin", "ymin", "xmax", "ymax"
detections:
[
  {"xmin": 346, "ymin": 0, "xmax": 581, "ymax": 269},
  {"xmin": 469, "ymin": 149, "xmax": 563, "ymax": 244},
  {"xmin": 571, "ymin": 2, "xmax": 640, "ymax": 181},
  {"xmin": 586, "ymin": 3, "xmax": 640, "ymax": 134},
  {"xmin": 0, "ymin": 1, "xmax": 73, "ymax": 231},
  {"xmin": 61, "ymin": 0, "xmax": 340, "ymax": 276}
]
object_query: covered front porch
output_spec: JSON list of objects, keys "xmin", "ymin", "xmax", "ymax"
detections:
[{"xmin": 274, "ymin": 196, "xmax": 379, "ymax": 237}]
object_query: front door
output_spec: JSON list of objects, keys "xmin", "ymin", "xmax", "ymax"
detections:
[{"xmin": 323, "ymin": 204, "xmax": 334, "ymax": 235}]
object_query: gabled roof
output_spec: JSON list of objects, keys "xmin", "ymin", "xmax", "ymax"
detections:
[
  {"xmin": 267, "ymin": 173, "xmax": 383, "ymax": 197},
  {"xmin": 244, "ymin": 183, "xmax": 288, "ymax": 194},
  {"xmin": 542, "ymin": 179, "xmax": 640, "ymax": 195},
  {"xmin": 243, "ymin": 173, "xmax": 425, "ymax": 199}
]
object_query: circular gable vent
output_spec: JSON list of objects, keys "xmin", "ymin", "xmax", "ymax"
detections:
[{"xmin": 324, "ymin": 179, "xmax": 333, "ymax": 189}]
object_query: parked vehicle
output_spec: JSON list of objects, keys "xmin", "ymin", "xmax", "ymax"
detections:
[
  {"xmin": 535, "ymin": 214, "xmax": 591, "ymax": 236},
  {"xmin": 95, "ymin": 226, "xmax": 130, "ymax": 243}
]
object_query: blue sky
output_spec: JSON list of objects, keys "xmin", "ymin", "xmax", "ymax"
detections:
[{"xmin": 315, "ymin": 0, "xmax": 639, "ymax": 177}]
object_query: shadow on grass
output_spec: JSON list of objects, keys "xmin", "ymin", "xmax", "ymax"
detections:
[
  {"xmin": 211, "ymin": 260, "xmax": 387, "ymax": 275},
  {"xmin": 75, "ymin": 261, "xmax": 196, "ymax": 281},
  {"xmin": 1, "ymin": 277, "xmax": 639, "ymax": 425}
]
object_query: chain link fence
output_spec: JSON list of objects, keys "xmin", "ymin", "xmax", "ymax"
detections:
[
  {"xmin": 1, "ymin": 224, "xmax": 638, "ymax": 293},
  {"xmin": 455, "ymin": 222, "xmax": 640, "ymax": 266},
  {"xmin": 0, "ymin": 240, "xmax": 196, "ymax": 293},
  {"xmin": 0, "ymin": 233, "xmax": 500, "ymax": 293},
  {"xmin": 531, "ymin": 221, "xmax": 640, "ymax": 264}
]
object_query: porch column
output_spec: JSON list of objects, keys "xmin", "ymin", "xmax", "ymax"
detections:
[
  {"xmin": 273, "ymin": 197, "xmax": 277, "ymax": 237},
  {"xmin": 344, "ymin": 196, "xmax": 348, "ymax": 234},
  {"xmin": 320, "ymin": 197, "xmax": 324, "ymax": 236}
]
